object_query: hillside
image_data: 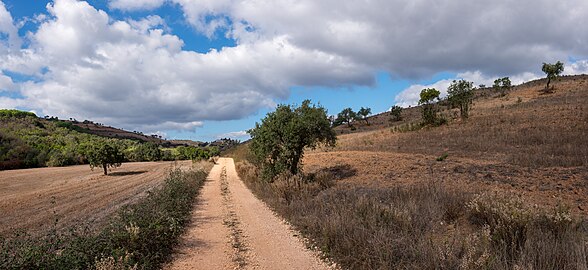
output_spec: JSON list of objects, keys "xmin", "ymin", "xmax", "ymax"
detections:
[
  {"xmin": 0, "ymin": 113, "xmax": 222, "ymax": 170},
  {"xmin": 334, "ymin": 75, "xmax": 587, "ymax": 136},
  {"xmin": 311, "ymin": 75, "xmax": 588, "ymax": 211},
  {"xmin": 70, "ymin": 120, "xmax": 171, "ymax": 145},
  {"xmin": 229, "ymin": 75, "xmax": 588, "ymax": 269}
]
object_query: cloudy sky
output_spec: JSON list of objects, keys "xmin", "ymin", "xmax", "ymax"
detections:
[{"xmin": 1, "ymin": 0, "xmax": 587, "ymax": 141}]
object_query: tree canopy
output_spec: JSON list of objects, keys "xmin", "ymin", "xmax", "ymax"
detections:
[
  {"xmin": 542, "ymin": 61, "xmax": 564, "ymax": 90},
  {"xmin": 447, "ymin": 80, "xmax": 475, "ymax": 119},
  {"xmin": 357, "ymin": 107, "xmax": 372, "ymax": 125},
  {"xmin": 86, "ymin": 142, "xmax": 125, "ymax": 175},
  {"xmin": 248, "ymin": 100, "xmax": 336, "ymax": 181},
  {"xmin": 131, "ymin": 142, "xmax": 162, "ymax": 162},
  {"xmin": 335, "ymin": 107, "xmax": 357, "ymax": 127},
  {"xmin": 419, "ymin": 88, "xmax": 442, "ymax": 125},
  {"xmin": 493, "ymin": 77, "xmax": 511, "ymax": 96},
  {"xmin": 389, "ymin": 105, "xmax": 403, "ymax": 121},
  {"xmin": 419, "ymin": 88, "xmax": 441, "ymax": 105},
  {"xmin": 335, "ymin": 108, "xmax": 357, "ymax": 127}
]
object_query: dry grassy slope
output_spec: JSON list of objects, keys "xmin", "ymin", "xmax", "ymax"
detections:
[
  {"xmin": 335, "ymin": 75, "xmax": 587, "ymax": 135},
  {"xmin": 72, "ymin": 122, "xmax": 165, "ymax": 143},
  {"xmin": 306, "ymin": 75, "xmax": 588, "ymax": 215},
  {"xmin": 70, "ymin": 122, "xmax": 209, "ymax": 147}
]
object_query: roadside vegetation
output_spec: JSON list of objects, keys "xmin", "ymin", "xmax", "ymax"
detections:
[
  {"xmin": 236, "ymin": 160, "xmax": 588, "ymax": 269},
  {"xmin": 0, "ymin": 164, "xmax": 211, "ymax": 269},
  {"xmin": 248, "ymin": 100, "xmax": 336, "ymax": 180}
]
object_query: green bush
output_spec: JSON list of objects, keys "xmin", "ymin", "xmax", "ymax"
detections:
[
  {"xmin": 130, "ymin": 142, "xmax": 162, "ymax": 162},
  {"xmin": 419, "ymin": 88, "xmax": 445, "ymax": 126},
  {"xmin": 389, "ymin": 105, "xmax": 403, "ymax": 122},
  {"xmin": 0, "ymin": 109, "xmax": 37, "ymax": 119}
]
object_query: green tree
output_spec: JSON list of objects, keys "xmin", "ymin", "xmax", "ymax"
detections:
[
  {"xmin": 357, "ymin": 107, "xmax": 372, "ymax": 125},
  {"xmin": 493, "ymin": 77, "xmax": 512, "ymax": 96},
  {"xmin": 133, "ymin": 142, "xmax": 162, "ymax": 162},
  {"xmin": 419, "ymin": 88, "xmax": 441, "ymax": 125},
  {"xmin": 447, "ymin": 79, "xmax": 475, "ymax": 119},
  {"xmin": 389, "ymin": 105, "xmax": 403, "ymax": 121},
  {"xmin": 86, "ymin": 142, "xmax": 125, "ymax": 175},
  {"xmin": 206, "ymin": 146, "xmax": 220, "ymax": 158},
  {"xmin": 336, "ymin": 108, "xmax": 357, "ymax": 127},
  {"xmin": 248, "ymin": 100, "xmax": 336, "ymax": 180},
  {"xmin": 542, "ymin": 61, "xmax": 564, "ymax": 90}
]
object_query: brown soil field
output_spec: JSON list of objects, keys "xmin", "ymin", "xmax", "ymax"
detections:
[
  {"xmin": 0, "ymin": 160, "xmax": 192, "ymax": 235},
  {"xmin": 306, "ymin": 75, "xmax": 588, "ymax": 215}
]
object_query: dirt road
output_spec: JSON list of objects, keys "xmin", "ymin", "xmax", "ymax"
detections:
[
  {"xmin": 0, "ymin": 160, "xmax": 192, "ymax": 234},
  {"xmin": 168, "ymin": 158, "xmax": 329, "ymax": 270}
]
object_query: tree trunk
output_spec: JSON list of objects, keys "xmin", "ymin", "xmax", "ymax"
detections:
[
  {"xmin": 546, "ymin": 77, "xmax": 551, "ymax": 90},
  {"xmin": 103, "ymin": 164, "xmax": 108, "ymax": 175},
  {"xmin": 289, "ymin": 146, "xmax": 304, "ymax": 176},
  {"xmin": 290, "ymin": 155, "xmax": 300, "ymax": 175}
]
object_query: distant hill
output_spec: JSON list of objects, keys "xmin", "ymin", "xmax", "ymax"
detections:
[
  {"xmin": 68, "ymin": 120, "xmax": 240, "ymax": 151},
  {"xmin": 332, "ymin": 75, "xmax": 588, "ymax": 135},
  {"xmin": 0, "ymin": 112, "xmax": 234, "ymax": 170}
]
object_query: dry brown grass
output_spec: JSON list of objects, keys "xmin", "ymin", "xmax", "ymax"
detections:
[
  {"xmin": 236, "ymin": 161, "xmax": 588, "ymax": 270},
  {"xmin": 331, "ymin": 75, "xmax": 588, "ymax": 168}
]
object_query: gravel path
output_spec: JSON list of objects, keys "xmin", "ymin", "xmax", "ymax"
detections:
[{"xmin": 168, "ymin": 158, "xmax": 329, "ymax": 270}]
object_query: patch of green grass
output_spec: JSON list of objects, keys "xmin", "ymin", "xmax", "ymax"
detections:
[{"xmin": 436, "ymin": 153, "xmax": 449, "ymax": 161}]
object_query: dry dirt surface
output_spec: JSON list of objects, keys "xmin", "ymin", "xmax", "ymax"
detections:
[
  {"xmin": 0, "ymin": 160, "xmax": 191, "ymax": 235},
  {"xmin": 167, "ymin": 158, "xmax": 329, "ymax": 270}
]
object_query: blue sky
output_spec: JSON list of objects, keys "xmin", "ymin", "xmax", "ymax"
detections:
[{"xmin": 1, "ymin": 0, "xmax": 587, "ymax": 142}]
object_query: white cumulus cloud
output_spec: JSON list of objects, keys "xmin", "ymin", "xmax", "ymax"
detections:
[
  {"xmin": 0, "ymin": 0, "xmax": 371, "ymax": 132},
  {"xmin": 1, "ymin": 0, "xmax": 588, "ymax": 134},
  {"xmin": 215, "ymin": 130, "xmax": 249, "ymax": 140},
  {"xmin": 0, "ymin": 1, "xmax": 21, "ymax": 50},
  {"xmin": 109, "ymin": 0, "xmax": 166, "ymax": 11}
]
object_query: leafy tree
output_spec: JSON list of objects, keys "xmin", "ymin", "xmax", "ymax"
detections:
[
  {"xmin": 206, "ymin": 146, "xmax": 220, "ymax": 157},
  {"xmin": 249, "ymin": 100, "xmax": 336, "ymax": 181},
  {"xmin": 161, "ymin": 149, "xmax": 174, "ymax": 161},
  {"xmin": 133, "ymin": 142, "xmax": 162, "ymax": 162},
  {"xmin": 86, "ymin": 142, "xmax": 125, "ymax": 175},
  {"xmin": 447, "ymin": 80, "xmax": 475, "ymax": 119},
  {"xmin": 419, "ymin": 88, "xmax": 441, "ymax": 125},
  {"xmin": 328, "ymin": 115, "xmax": 336, "ymax": 127},
  {"xmin": 542, "ymin": 61, "xmax": 564, "ymax": 90},
  {"xmin": 357, "ymin": 107, "xmax": 372, "ymax": 125},
  {"xmin": 336, "ymin": 108, "xmax": 357, "ymax": 127},
  {"xmin": 389, "ymin": 105, "xmax": 403, "ymax": 121},
  {"xmin": 493, "ymin": 77, "xmax": 512, "ymax": 96}
]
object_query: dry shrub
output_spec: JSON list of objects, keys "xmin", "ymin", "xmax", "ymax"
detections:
[
  {"xmin": 467, "ymin": 192, "xmax": 588, "ymax": 269},
  {"xmin": 236, "ymin": 160, "xmax": 588, "ymax": 269},
  {"xmin": 94, "ymin": 253, "xmax": 137, "ymax": 270}
]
